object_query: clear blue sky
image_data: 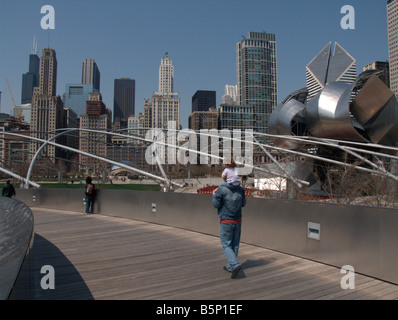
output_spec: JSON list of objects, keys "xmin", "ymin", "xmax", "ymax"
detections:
[{"xmin": 0, "ymin": 0, "xmax": 389, "ymax": 128}]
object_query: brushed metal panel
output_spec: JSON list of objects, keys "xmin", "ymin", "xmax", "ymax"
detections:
[
  {"xmin": 269, "ymin": 99, "xmax": 306, "ymax": 149},
  {"xmin": 364, "ymin": 95, "xmax": 398, "ymax": 143},
  {"xmin": 350, "ymin": 74, "xmax": 394, "ymax": 126},
  {"xmin": 306, "ymin": 82, "xmax": 367, "ymax": 141}
]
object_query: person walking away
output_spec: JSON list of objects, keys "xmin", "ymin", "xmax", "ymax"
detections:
[
  {"xmin": 84, "ymin": 177, "xmax": 96, "ymax": 214},
  {"xmin": 2, "ymin": 180, "xmax": 16, "ymax": 198},
  {"xmin": 212, "ymin": 182, "xmax": 246, "ymax": 278}
]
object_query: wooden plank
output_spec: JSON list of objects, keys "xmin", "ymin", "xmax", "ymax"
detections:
[{"xmin": 10, "ymin": 207, "xmax": 398, "ymax": 300}]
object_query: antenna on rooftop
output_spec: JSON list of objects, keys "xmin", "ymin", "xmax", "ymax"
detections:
[
  {"xmin": 32, "ymin": 35, "xmax": 38, "ymax": 55},
  {"xmin": 47, "ymin": 29, "xmax": 51, "ymax": 49}
]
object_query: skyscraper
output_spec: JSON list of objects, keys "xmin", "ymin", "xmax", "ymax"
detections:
[
  {"xmin": 146, "ymin": 52, "xmax": 180, "ymax": 129},
  {"xmin": 158, "ymin": 52, "xmax": 174, "ymax": 95},
  {"xmin": 79, "ymin": 92, "xmax": 112, "ymax": 172},
  {"xmin": 30, "ymin": 48, "xmax": 64, "ymax": 163},
  {"xmin": 192, "ymin": 90, "xmax": 216, "ymax": 112},
  {"xmin": 306, "ymin": 42, "xmax": 356, "ymax": 101},
  {"xmin": 82, "ymin": 58, "xmax": 100, "ymax": 92},
  {"xmin": 222, "ymin": 85, "xmax": 238, "ymax": 105},
  {"xmin": 237, "ymin": 32, "xmax": 278, "ymax": 133},
  {"xmin": 64, "ymin": 83, "xmax": 93, "ymax": 117},
  {"xmin": 21, "ymin": 53, "xmax": 40, "ymax": 104},
  {"xmin": 113, "ymin": 78, "xmax": 135, "ymax": 123},
  {"xmin": 387, "ymin": 0, "xmax": 398, "ymax": 96},
  {"xmin": 38, "ymin": 48, "xmax": 58, "ymax": 96}
]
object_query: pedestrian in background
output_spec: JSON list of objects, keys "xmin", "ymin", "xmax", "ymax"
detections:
[
  {"xmin": 2, "ymin": 180, "xmax": 16, "ymax": 198},
  {"xmin": 84, "ymin": 176, "xmax": 96, "ymax": 214}
]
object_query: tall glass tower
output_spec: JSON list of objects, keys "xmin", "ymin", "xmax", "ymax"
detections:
[
  {"xmin": 236, "ymin": 32, "xmax": 278, "ymax": 133},
  {"xmin": 387, "ymin": 0, "xmax": 398, "ymax": 96},
  {"xmin": 21, "ymin": 54, "xmax": 40, "ymax": 104},
  {"xmin": 113, "ymin": 78, "xmax": 136, "ymax": 122}
]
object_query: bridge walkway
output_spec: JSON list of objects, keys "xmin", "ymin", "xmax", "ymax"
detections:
[{"xmin": 10, "ymin": 207, "xmax": 398, "ymax": 300}]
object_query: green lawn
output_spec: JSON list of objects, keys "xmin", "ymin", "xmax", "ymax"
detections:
[{"xmin": 38, "ymin": 183, "xmax": 161, "ymax": 191}]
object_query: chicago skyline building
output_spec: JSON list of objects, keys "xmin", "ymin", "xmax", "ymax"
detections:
[
  {"xmin": 113, "ymin": 78, "xmax": 135, "ymax": 124},
  {"xmin": 21, "ymin": 51, "xmax": 40, "ymax": 105},
  {"xmin": 64, "ymin": 83, "xmax": 94, "ymax": 117},
  {"xmin": 237, "ymin": 32, "xmax": 278, "ymax": 134},
  {"xmin": 188, "ymin": 107, "xmax": 218, "ymax": 131},
  {"xmin": 157, "ymin": 52, "xmax": 174, "ymax": 95},
  {"xmin": 222, "ymin": 85, "xmax": 238, "ymax": 105},
  {"xmin": 387, "ymin": 0, "xmax": 398, "ymax": 96},
  {"xmin": 218, "ymin": 104, "xmax": 253, "ymax": 131},
  {"xmin": 79, "ymin": 92, "xmax": 112, "ymax": 173},
  {"xmin": 30, "ymin": 48, "xmax": 64, "ymax": 163},
  {"xmin": 192, "ymin": 90, "xmax": 216, "ymax": 112},
  {"xmin": 306, "ymin": 42, "xmax": 357, "ymax": 101},
  {"xmin": 146, "ymin": 52, "xmax": 180, "ymax": 129},
  {"xmin": 82, "ymin": 58, "xmax": 100, "ymax": 92}
]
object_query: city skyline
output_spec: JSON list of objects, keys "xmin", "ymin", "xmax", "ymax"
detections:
[{"xmin": 0, "ymin": 0, "xmax": 390, "ymax": 128}]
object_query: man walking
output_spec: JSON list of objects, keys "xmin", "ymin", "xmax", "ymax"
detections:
[
  {"xmin": 212, "ymin": 183, "xmax": 246, "ymax": 279},
  {"xmin": 2, "ymin": 180, "xmax": 16, "ymax": 198},
  {"xmin": 84, "ymin": 176, "xmax": 96, "ymax": 214}
]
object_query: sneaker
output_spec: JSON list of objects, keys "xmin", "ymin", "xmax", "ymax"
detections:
[
  {"xmin": 231, "ymin": 265, "xmax": 241, "ymax": 279},
  {"xmin": 223, "ymin": 266, "xmax": 231, "ymax": 272}
]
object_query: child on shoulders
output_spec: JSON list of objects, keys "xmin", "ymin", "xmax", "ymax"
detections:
[{"xmin": 221, "ymin": 157, "xmax": 241, "ymax": 187}]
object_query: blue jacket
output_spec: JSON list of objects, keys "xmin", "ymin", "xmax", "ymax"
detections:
[{"xmin": 212, "ymin": 183, "xmax": 246, "ymax": 220}]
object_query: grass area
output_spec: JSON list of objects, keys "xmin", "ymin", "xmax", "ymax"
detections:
[{"xmin": 38, "ymin": 183, "xmax": 161, "ymax": 191}]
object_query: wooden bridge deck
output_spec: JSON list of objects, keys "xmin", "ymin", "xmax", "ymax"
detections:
[{"xmin": 10, "ymin": 207, "xmax": 398, "ymax": 300}]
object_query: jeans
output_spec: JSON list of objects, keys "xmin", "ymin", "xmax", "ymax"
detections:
[
  {"xmin": 220, "ymin": 222, "xmax": 241, "ymax": 271},
  {"xmin": 85, "ymin": 196, "xmax": 94, "ymax": 214}
]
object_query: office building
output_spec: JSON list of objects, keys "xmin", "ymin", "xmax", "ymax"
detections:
[
  {"xmin": 388, "ymin": 0, "xmax": 398, "ymax": 96},
  {"xmin": 0, "ymin": 114, "xmax": 30, "ymax": 171},
  {"xmin": 82, "ymin": 58, "xmax": 100, "ymax": 92},
  {"xmin": 237, "ymin": 32, "xmax": 278, "ymax": 133},
  {"xmin": 192, "ymin": 90, "xmax": 216, "ymax": 112},
  {"xmin": 158, "ymin": 52, "xmax": 174, "ymax": 95},
  {"xmin": 222, "ymin": 85, "xmax": 238, "ymax": 105},
  {"xmin": 30, "ymin": 48, "xmax": 64, "ymax": 163},
  {"xmin": 189, "ymin": 107, "xmax": 218, "ymax": 130},
  {"xmin": 64, "ymin": 83, "xmax": 94, "ymax": 117},
  {"xmin": 79, "ymin": 92, "xmax": 112, "ymax": 172},
  {"xmin": 21, "ymin": 53, "xmax": 40, "ymax": 104},
  {"xmin": 63, "ymin": 107, "xmax": 79, "ymax": 149},
  {"xmin": 218, "ymin": 104, "xmax": 253, "ymax": 131},
  {"xmin": 113, "ymin": 78, "xmax": 135, "ymax": 124},
  {"xmin": 146, "ymin": 53, "xmax": 180, "ymax": 129},
  {"xmin": 306, "ymin": 42, "xmax": 356, "ymax": 101}
]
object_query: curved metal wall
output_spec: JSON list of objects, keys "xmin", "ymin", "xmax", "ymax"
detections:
[
  {"xmin": 14, "ymin": 188, "xmax": 398, "ymax": 285},
  {"xmin": 0, "ymin": 197, "xmax": 34, "ymax": 300}
]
